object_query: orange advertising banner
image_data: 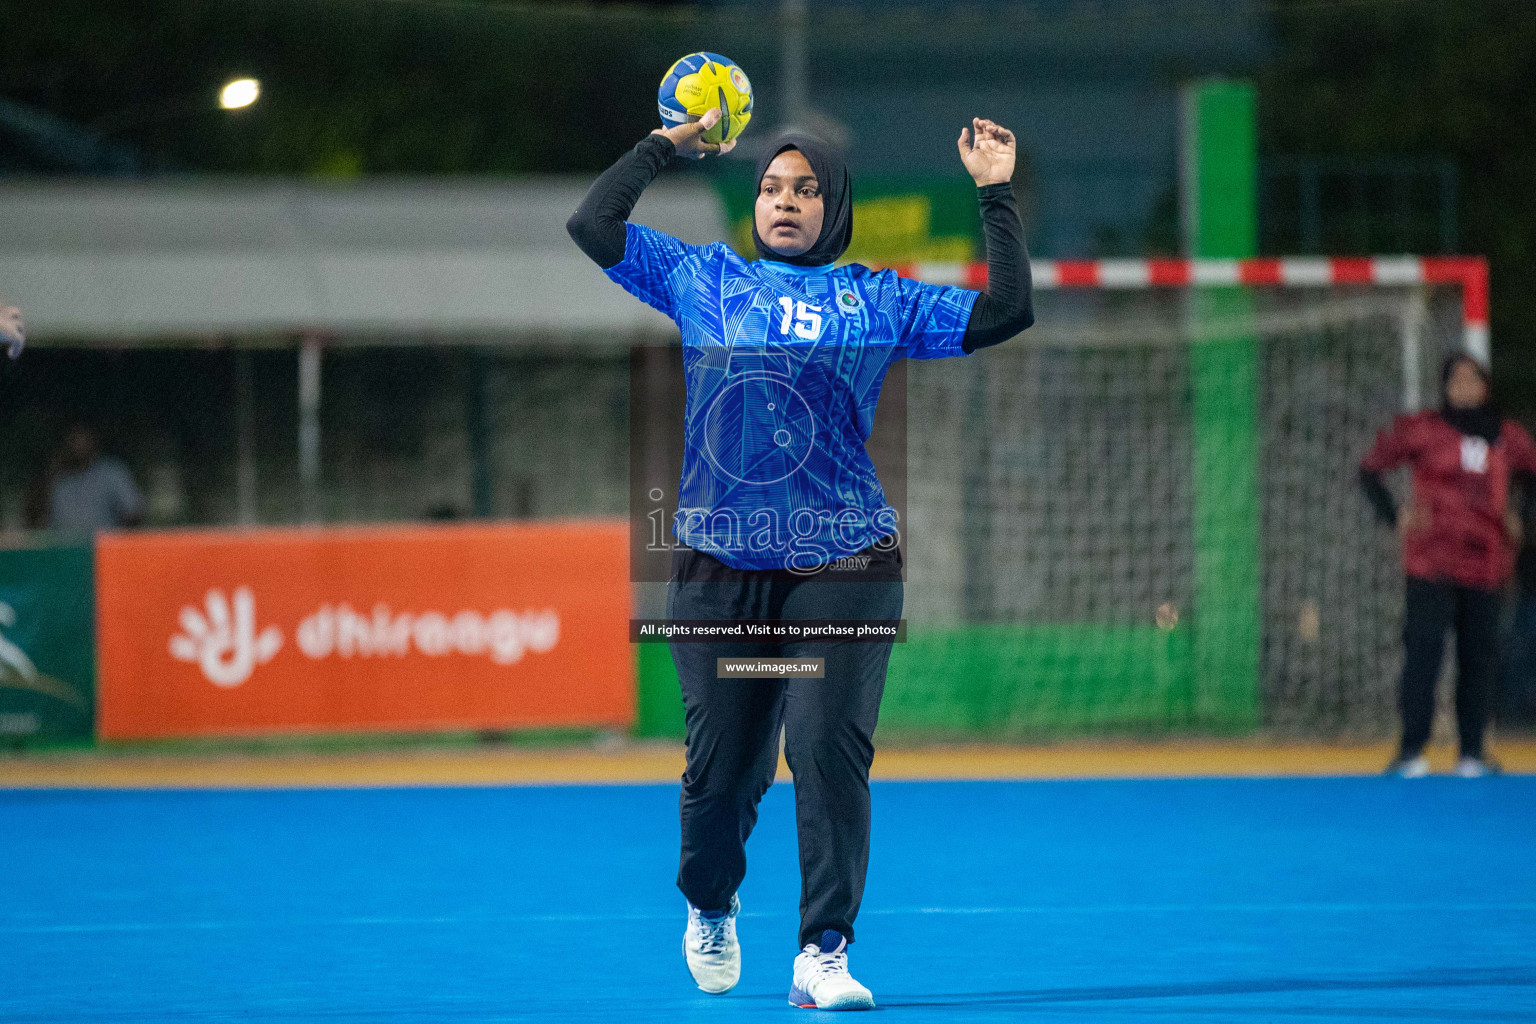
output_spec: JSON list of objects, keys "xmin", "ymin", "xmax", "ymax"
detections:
[{"xmin": 96, "ymin": 522, "xmax": 632, "ymax": 740}]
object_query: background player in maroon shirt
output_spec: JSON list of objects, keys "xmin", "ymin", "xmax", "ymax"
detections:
[{"xmin": 1360, "ymin": 353, "xmax": 1536, "ymax": 777}]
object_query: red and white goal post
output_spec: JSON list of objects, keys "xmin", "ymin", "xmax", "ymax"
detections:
[
  {"xmin": 905, "ymin": 254, "xmax": 1489, "ymax": 374},
  {"xmin": 885, "ymin": 254, "xmax": 1490, "ymax": 735}
]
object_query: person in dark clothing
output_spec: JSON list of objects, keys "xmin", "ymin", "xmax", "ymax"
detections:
[
  {"xmin": 568, "ymin": 107, "xmax": 1032, "ymax": 1009},
  {"xmin": 1499, "ymin": 481, "xmax": 1536, "ymax": 721},
  {"xmin": 1360, "ymin": 353, "xmax": 1536, "ymax": 777},
  {"xmin": 31, "ymin": 424, "xmax": 145, "ymax": 535}
]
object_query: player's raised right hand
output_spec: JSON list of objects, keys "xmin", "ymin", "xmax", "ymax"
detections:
[
  {"xmin": 0, "ymin": 304, "xmax": 23, "ymax": 360},
  {"xmin": 652, "ymin": 107, "xmax": 737, "ymax": 159}
]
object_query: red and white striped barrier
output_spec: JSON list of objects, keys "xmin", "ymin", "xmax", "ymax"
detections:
[{"xmin": 902, "ymin": 256, "xmax": 1490, "ymax": 363}]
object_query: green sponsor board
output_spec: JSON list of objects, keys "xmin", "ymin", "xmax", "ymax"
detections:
[{"xmin": 0, "ymin": 545, "xmax": 96, "ymax": 743}]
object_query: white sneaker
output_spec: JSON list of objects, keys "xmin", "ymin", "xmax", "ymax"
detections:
[
  {"xmin": 683, "ymin": 895, "xmax": 740, "ymax": 994},
  {"xmin": 1386, "ymin": 754, "xmax": 1430, "ymax": 778},
  {"xmin": 788, "ymin": 930, "xmax": 875, "ymax": 1010},
  {"xmin": 1456, "ymin": 756, "xmax": 1502, "ymax": 778}
]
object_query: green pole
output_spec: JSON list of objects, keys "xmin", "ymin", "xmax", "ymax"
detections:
[{"xmin": 1182, "ymin": 80, "xmax": 1261, "ymax": 730}]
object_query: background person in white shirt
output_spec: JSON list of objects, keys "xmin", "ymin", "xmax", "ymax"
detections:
[
  {"xmin": 39, "ymin": 424, "xmax": 144, "ymax": 536},
  {"xmin": 1, "ymin": 303, "xmax": 22, "ymax": 359}
]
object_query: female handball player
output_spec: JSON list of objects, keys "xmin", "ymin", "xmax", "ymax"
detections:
[{"xmin": 569, "ymin": 106, "xmax": 1034, "ymax": 1010}]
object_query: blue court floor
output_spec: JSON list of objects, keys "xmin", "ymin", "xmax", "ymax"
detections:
[{"xmin": 2, "ymin": 777, "xmax": 1534, "ymax": 1022}]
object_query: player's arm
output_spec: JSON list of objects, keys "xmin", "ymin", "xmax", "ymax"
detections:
[
  {"xmin": 567, "ymin": 108, "xmax": 735, "ymax": 269},
  {"xmin": 1, "ymin": 304, "xmax": 24, "ymax": 360},
  {"xmin": 1505, "ymin": 420, "xmax": 1536, "ymax": 477},
  {"xmin": 1359, "ymin": 415, "xmax": 1414, "ymax": 529},
  {"xmin": 955, "ymin": 118, "xmax": 1034, "ymax": 353},
  {"xmin": 112, "ymin": 462, "xmax": 145, "ymax": 529},
  {"xmin": 1503, "ymin": 420, "xmax": 1536, "ymax": 545},
  {"xmin": 1358, "ymin": 467, "xmax": 1399, "ymax": 528}
]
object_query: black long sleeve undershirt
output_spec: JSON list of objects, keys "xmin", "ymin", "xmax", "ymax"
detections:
[
  {"xmin": 567, "ymin": 134, "xmax": 676, "ymax": 269},
  {"xmin": 961, "ymin": 181, "xmax": 1034, "ymax": 352},
  {"xmin": 1359, "ymin": 467, "xmax": 1398, "ymax": 527},
  {"xmin": 567, "ymin": 136, "xmax": 1035, "ymax": 351}
]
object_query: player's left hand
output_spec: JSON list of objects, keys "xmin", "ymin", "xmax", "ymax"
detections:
[
  {"xmin": 957, "ymin": 118, "xmax": 1016, "ymax": 187},
  {"xmin": 653, "ymin": 107, "xmax": 737, "ymax": 160},
  {"xmin": 0, "ymin": 304, "xmax": 23, "ymax": 360}
]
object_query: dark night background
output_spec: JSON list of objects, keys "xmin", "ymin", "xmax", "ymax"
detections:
[{"xmin": 2, "ymin": 0, "xmax": 1533, "ymax": 406}]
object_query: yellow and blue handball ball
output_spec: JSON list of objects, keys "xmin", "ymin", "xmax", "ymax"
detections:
[{"xmin": 658, "ymin": 52, "xmax": 753, "ymax": 145}]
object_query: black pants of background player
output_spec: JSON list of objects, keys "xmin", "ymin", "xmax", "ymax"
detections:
[
  {"xmin": 667, "ymin": 543, "xmax": 902, "ymax": 950},
  {"xmin": 1398, "ymin": 576, "xmax": 1502, "ymax": 760}
]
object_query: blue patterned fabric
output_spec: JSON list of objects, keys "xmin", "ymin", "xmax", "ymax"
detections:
[{"xmin": 609, "ymin": 222, "xmax": 979, "ymax": 571}]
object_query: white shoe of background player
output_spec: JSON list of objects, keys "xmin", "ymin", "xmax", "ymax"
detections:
[
  {"xmin": 788, "ymin": 930, "xmax": 875, "ymax": 1010},
  {"xmin": 683, "ymin": 894, "xmax": 740, "ymax": 993},
  {"xmin": 1456, "ymin": 755, "xmax": 1502, "ymax": 777},
  {"xmin": 1385, "ymin": 754, "xmax": 1429, "ymax": 778}
]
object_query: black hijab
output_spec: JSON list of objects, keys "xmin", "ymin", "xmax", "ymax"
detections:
[
  {"xmin": 1440, "ymin": 352, "xmax": 1501, "ymax": 443},
  {"xmin": 751, "ymin": 134, "xmax": 853, "ymax": 267}
]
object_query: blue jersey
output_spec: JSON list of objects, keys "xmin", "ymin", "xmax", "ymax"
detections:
[{"xmin": 609, "ymin": 222, "xmax": 979, "ymax": 571}]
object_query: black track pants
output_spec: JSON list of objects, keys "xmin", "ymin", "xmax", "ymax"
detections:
[
  {"xmin": 666, "ymin": 549, "xmax": 901, "ymax": 949},
  {"xmin": 1398, "ymin": 576, "xmax": 1502, "ymax": 759}
]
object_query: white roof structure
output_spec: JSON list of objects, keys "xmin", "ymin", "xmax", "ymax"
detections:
[{"xmin": 0, "ymin": 177, "xmax": 729, "ymax": 344}]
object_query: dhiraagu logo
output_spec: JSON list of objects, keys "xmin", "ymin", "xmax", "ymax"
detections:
[
  {"xmin": 167, "ymin": 587, "xmax": 563, "ymax": 688},
  {"xmin": 169, "ymin": 588, "xmax": 283, "ymax": 688}
]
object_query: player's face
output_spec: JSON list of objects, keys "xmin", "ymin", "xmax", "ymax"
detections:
[
  {"xmin": 755, "ymin": 149, "xmax": 824, "ymax": 257},
  {"xmin": 1446, "ymin": 360, "xmax": 1489, "ymax": 409}
]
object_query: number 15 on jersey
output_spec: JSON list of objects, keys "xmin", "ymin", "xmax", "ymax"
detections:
[{"xmin": 776, "ymin": 297, "xmax": 824, "ymax": 340}]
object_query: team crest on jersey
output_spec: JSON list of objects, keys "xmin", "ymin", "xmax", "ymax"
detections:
[{"xmin": 836, "ymin": 288, "xmax": 863, "ymax": 312}]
